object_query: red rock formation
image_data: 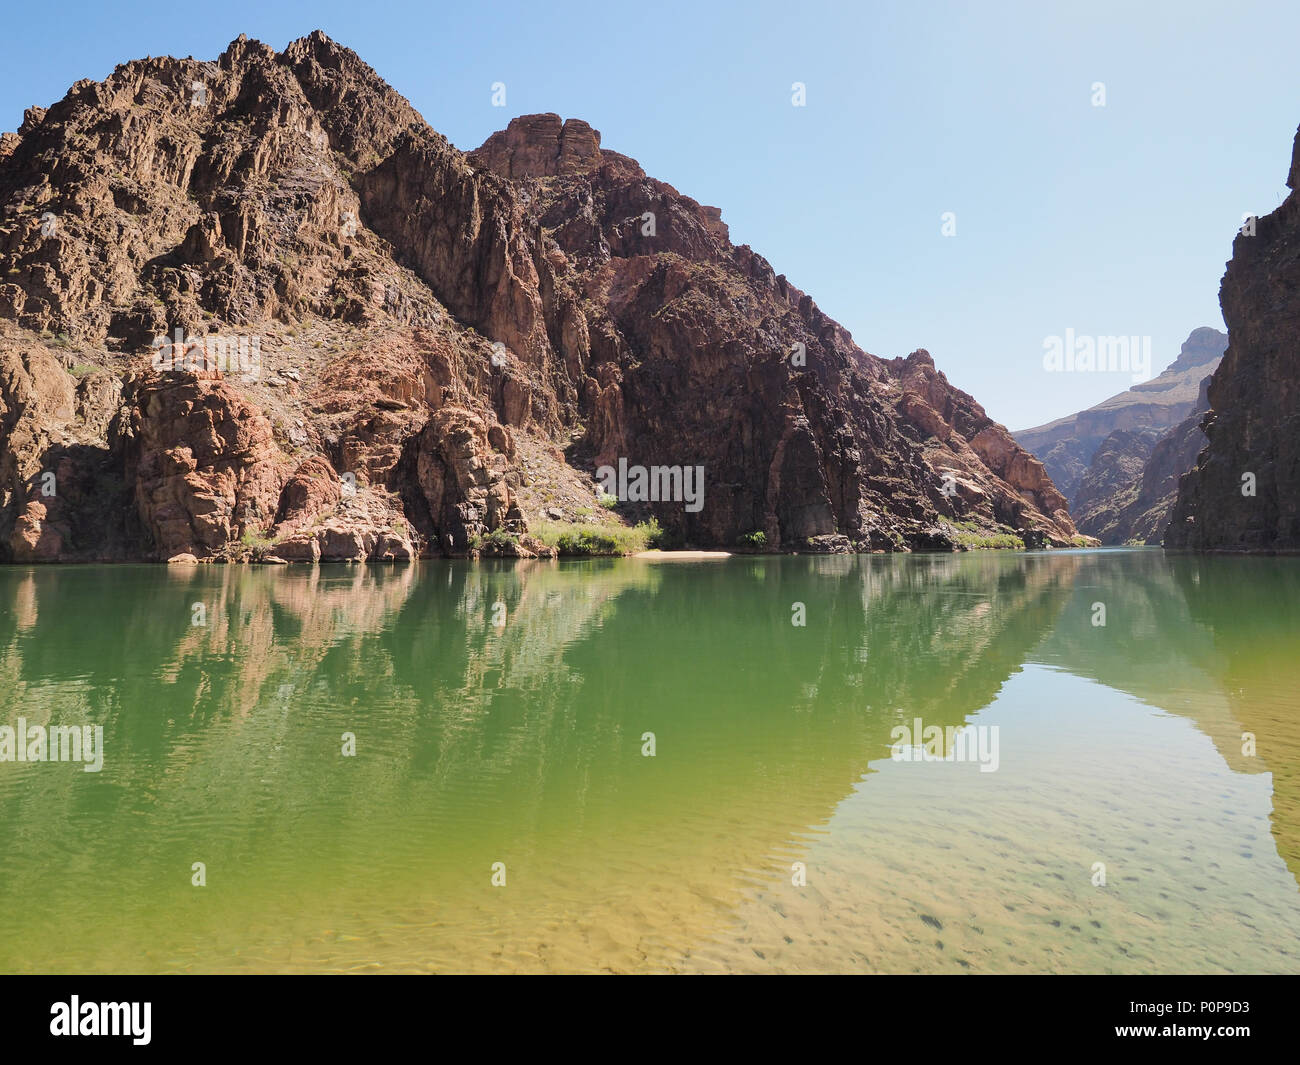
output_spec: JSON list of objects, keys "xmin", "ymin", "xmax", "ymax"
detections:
[
  {"xmin": 472, "ymin": 113, "xmax": 602, "ymax": 179},
  {"xmin": 129, "ymin": 374, "xmax": 286, "ymax": 557},
  {"xmin": 0, "ymin": 336, "xmax": 124, "ymax": 560},
  {"xmin": 470, "ymin": 115, "xmax": 1081, "ymax": 548},
  {"xmin": 885, "ymin": 350, "xmax": 1077, "ymax": 542},
  {"xmin": 414, "ymin": 406, "xmax": 519, "ymax": 553},
  {"xmin": 0, "ymin": 32, "xmax": 1085, "ymax": 560}
]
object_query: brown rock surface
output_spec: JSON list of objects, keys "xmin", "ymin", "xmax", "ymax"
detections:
[
  {"xmin": 1072, "ymin": 429, "xmax": 1162, "ymax": 544},
  {"xmin": 471, "ymin": 113, "xmax": 603, "ymax": 179},
  {"xmin": 886, "ymin": 350, "xmax": 1081, "ymax": 545},
  {"xmin": 276, "ymin": 455, "xmax": 341, "ymax": 527},
  {"xmin": 1168, "ymin": 126, "xmax": 1300, "ymax": 551},
  {"xmin": 0, "ymin": 329, "xmax": 128, "ymax": 561},
  {"xmin": 413, "ymin": 405, "xmax": 517, "ymax": 553},
  {"xmin": 0, "ymin": 32, "xmax": 1085, "ymax": 560},
  {"xmin": 1075, "ymin": 375, "xmax": 1214, "ymax": 545},
  {"xmin": 129, "ymin": 374, "xmax": 287, "ymax": 558}
]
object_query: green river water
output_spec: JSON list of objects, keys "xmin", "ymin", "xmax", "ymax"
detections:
[{"xmin": 0, "ymin": 548, "xmax": 1297, "ymax": 973}]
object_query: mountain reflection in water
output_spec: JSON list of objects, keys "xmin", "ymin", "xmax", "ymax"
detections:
[{"xmin": 0, "ymin": 550, "xmax": 1296, "ymax": 973}]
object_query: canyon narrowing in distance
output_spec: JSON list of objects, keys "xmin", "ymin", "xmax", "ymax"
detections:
[{"xmin": 0, "ymin": 31, "xmax": 1295, "ymax": 563}]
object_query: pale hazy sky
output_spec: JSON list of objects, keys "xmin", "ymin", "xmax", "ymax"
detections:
[{"xmin": 3, "ymin": 0, "xmax": 1296, "ymax": 429}]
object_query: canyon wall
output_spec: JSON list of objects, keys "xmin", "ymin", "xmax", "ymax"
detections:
[
  {"xmin": 1167, "ymin": 126, "xmax": 1300, "ymax": 551},
  {"xmin": 0, "ymin": 32, "xmax": 1084, "ymax": 561}
]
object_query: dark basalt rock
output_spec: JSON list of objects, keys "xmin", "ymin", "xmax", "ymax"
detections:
[{"xmin": 1168, "ymin": 125, "xmax": 1300, "ymax": 551}]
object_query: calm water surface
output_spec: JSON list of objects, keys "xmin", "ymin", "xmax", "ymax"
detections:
[{"xmin": 1, "ymin": 549, "xmax": 1298, "ymax": 973}]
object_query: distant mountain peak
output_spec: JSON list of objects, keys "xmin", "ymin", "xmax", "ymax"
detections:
[
  {"xmin": 1167, "ymin": 325, "xmax": 1229, "ymax": 373},
  {"xmin": 1014, "ymin": 327, "xmax": 1226, "ymax": 504}
]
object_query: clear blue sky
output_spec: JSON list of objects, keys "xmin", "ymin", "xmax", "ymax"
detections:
[{"xmin": 3, "ymin": 0, "xmax": 1297, "ymax": 429}]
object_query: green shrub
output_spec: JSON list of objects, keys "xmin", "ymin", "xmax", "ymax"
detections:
[
  {"xmin": 638, "ymin": 517, "xmax": 663, "ymax": 549},
  {"xmin": 952, "ymin": 530, "xmax": 1022, "ymax": 551},
  {"xmin": 736, "ymin": 530, "xmax": 767, "ymax": 549},
  {"xmin": 481, "ymin": 528, "xmax": 517, "ymax": 551},
  {"xmin": 239, "ymin": 528, "xmax": 277, "ymax": 560},
  {"xmin": 532, "ymin": 518, "xmax": 661, "ymax": 555}
]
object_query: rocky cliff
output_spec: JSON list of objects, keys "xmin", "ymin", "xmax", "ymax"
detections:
[
  {"xmin": 1167, "ymin": 126, "xmax": 1300, "ymax": 551},
  {"xmin": 0, "ymin": 32, "xmax": 1084, "ymax": 562},
  {"xmin": 1016, "ymin": 327, "xmax": 1226, "ymax": 503},
  {"xmin": 1073, "ymin": 375, "xmax": 1213, "ymax": 544}
]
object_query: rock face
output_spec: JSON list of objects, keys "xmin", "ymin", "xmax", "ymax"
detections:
[
  {"xmin": 413, "ymin": 405, "xmax": 520, "ymax": 553},
  {"xmin": 1073, "ymin": 373, "xmax": 1213, "ymax": 544},
  {"xmin": 0, "ymin": 330, "xmax": 127, "ymax": 560},
  {"xmin": 465, "ymin": 115, "xmax": 1082, "ymax": 549},
  {"xmin": 472, "ymin": 114, "xmax": 603, "ymax": 179},
  {"xmin": 1168, "ymin": 126, "xmax": 1300, "ymax": 551},
  {"xmin": 1016, "ymin": 327, "xmax": 1226, "ymax": 503},
  {"xmin": 1133, "ymin": 390, "xmax": 1216, "ymax": 543},
  {"xmin": 1016, "ymin": 327, "xmax": 1226, "ymax": 546},
  {"xmin": 130, "ymin": 375, "xmax": 285, "ymax": 557},
  {"xmin": 0, "ymin": 32, "xmax": 1085, "ymax": 561},
  {"xmin": 885, "ymin": 350, "xmax": 1075, "ymax": 540},
  {"xmin": 1072, "ymin": 429, "xmax": 1163, "ymax": 543}
]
